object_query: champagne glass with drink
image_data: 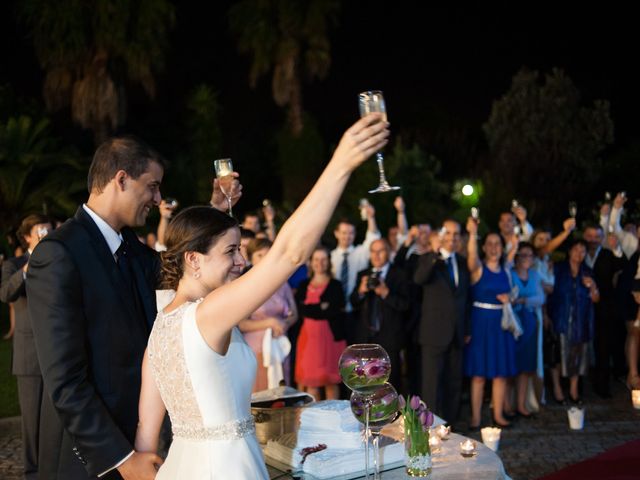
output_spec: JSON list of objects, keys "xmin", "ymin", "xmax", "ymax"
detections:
[
  {"xmin": 358, "ymin": 91, "xmax": 400, "ymax": 194},
  {"xmin": 214, "ymin": 158, "xmax": 235, "ymax": 217}
]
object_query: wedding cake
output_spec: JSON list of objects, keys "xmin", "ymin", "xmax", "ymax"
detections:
[{"xmin": 263, "ymin": 400, "xmax": 404, "ymax": 479}]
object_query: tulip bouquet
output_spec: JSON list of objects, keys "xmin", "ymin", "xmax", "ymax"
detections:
[
  {"xmin": 399, "ymin": 394, "xmax": 434, "ymax": 477},
  {"xmin": 338, "ymin": 356, "xmax": 391, "ymax": 393}
]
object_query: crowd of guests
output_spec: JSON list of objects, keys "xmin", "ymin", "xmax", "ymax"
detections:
[
  {"xmin": 194, "ymin": 192, "xmax": 637, "ymax": 432},
  {"xmin": 107, "ymin": 189, "xmax": 640, "ymax": 431},
  {"xmin": 3, "ymin": 183, "xmax": 640, "ymax": 474}
]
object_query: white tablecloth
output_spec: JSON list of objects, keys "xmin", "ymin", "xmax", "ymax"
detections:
[{"xmin": 267, "ymin": 432, "xmax": 510, "ymax": 479}]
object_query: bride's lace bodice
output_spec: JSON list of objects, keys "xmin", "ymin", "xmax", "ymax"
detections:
[{"xmin": 147, "ymin": 300, "xmax": 258, "ymax": 440}]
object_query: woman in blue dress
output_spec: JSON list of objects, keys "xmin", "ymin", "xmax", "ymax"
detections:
[
  {"xmin": 465, "ymin": 218, "xmax": 517, "ymax": 429},
  {"xmin": 547, "ymin": 239, "xmax": 599, "ymax": 404},
  {"xmin": 511, "ymin": 242, "xmax": 545, "ymax": 417}
]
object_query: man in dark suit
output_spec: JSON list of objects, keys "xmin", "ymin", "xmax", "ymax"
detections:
[
  {"xmin": 0, "ymin": 214, "xmax": 52, "ymax": 480},
  {"xmin": 28, "ymin": 136, "xmax": 239, "ymax": 480},
  {"xmin": 27, "ymin": 137, "xmax": 168, "ymax": 480},
  {"xmin": 583, "ymin": 225, "xmax": 626, "ymax": 398},
  {"xmin": 350, "ymin": 239, "xmax": 409, "ymax": 390},
  {"xmin": 414, "ymin": 219, "xmax": 470, "ymax": 425}
]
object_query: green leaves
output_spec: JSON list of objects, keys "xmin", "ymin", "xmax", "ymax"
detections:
[
  {"xmin": 16, "ymin": 0, "xmax": 175, "ymax": 143},
  {"xmin": 483, "ymin": 68, "xmax": 614, "ymax": 224},
  {"xmin": 229, "ymin": 0, "xmax": 340, "ymax": 134},
  {"xmin": 0, "ymin": 115, "xmax": 85, "ymax": 231}
]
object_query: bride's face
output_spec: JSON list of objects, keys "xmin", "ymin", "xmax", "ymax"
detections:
[{"xmin": 198, "ymin": 227, "xmax": 245, "ymax": 289}]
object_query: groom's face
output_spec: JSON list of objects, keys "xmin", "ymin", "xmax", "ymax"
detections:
[{"xmin": 119, "ymin": 161, "xmax": 164, "ymax": 227}]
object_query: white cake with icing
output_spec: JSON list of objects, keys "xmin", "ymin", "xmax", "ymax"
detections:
[{"xmin": 263, "ymin": 400, "xmax": 404, "ymax": 478}]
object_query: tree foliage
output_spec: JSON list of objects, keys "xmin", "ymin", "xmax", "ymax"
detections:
[
  {"xmin": 482, "ymin": 68, "xmax": 614, "ymax": 224},
  {"xmin": 336, "ymin": 140, "xmax": 449, "ymax": 232},
  {"xmin": 17, "ymin": 0, "xmax": 175, "ymax": 144},
  {"xmin": 0, "ymin": 115, "xmax": 86, "ymax": 232},
  {"xmin": 229, "ymin": 0, "xmax": 339, "ymax": 135}
]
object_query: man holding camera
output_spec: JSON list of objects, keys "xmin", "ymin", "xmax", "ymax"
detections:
[{"xmin": 350, "ymin": 239, "xmax": 409, "ymax": 390}]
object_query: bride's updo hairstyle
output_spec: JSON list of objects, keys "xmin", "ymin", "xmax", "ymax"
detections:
[{"xmin": 160, "ymin": 206, "xmax": 238, "ymax": 289}]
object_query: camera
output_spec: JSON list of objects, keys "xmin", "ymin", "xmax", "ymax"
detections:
[
  {"xmin": 165, "ymin": 197, "xmax": 178, "ymax": 208},
  {"xmin": 367, "ymin": 271, "xmax": 381, "ymax": 290}
]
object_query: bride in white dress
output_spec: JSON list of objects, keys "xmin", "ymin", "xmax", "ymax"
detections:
[{"xmin": 134, "ymin": 113, "xmax": 389, "ymax": 479}]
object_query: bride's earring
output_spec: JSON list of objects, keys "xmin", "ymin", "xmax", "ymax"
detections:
[{"xmin": 194, "ymin": 269, "xmax": 201, "ymax": 279}]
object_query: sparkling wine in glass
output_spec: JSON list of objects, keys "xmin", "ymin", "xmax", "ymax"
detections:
[
  {"xmin": 339, "ymin": 344, "xmax": 392, "ymax": 479},
  {"xmin": 568, "ymin": 201, "xmax": 578, "ymax": 219},
  {"xmin": 214, "ymin": 158, "xmax": 234, "ymax": 217},
  {"xmin": 350, "ymin": 383, "xmax": 400, "ymax": 480},
  {"xmin": 358, "ymin": 91, "xmax": 400, "ymax": 194}
]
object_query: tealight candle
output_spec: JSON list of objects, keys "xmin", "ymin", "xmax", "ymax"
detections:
[
  {"xmin": 632, "ymin": 390, "xmax": 640, "ymax": 410},
  {"xmin": 429, "ymin": 433, "xmax": 442, "ymax": 453},
  {"xmin": 435, "ymin": 424, "xmax": 450, "ymax": 440},
  {"xmin": 460, "ymin": 439, "xmax": 477, "ymax": 458}
]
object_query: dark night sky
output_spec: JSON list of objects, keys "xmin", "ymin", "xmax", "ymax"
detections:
[{"xmin": 1, "ymin": 1, "xmax": 638, "ymax": 202}]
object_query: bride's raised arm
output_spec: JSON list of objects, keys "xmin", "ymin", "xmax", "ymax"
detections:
[{"xmin": 197, "ymin": 113, "xmax": 389, "ymax": 346}]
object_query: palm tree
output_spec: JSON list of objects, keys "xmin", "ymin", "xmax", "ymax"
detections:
[
  {"xmin": 17, "ymin": 0, "xmax": 175, "ymax": 145},
  {"xmin": 0, "ymin": 115, "xmax": 86, "ymax": 232},
  {"xmin": 229, "ymin": 0, "xmax": 339, "ymax": 135}
]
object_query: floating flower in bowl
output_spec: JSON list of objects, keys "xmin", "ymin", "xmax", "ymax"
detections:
[{"xmin": 338, "ymin": 344, "xmax": 391, "ymax": 394}]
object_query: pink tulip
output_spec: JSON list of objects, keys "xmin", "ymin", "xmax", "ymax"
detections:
[
  {"xmin": 410, "ymin": 395, "xmax": 421, "ymax": 410},
  {"xmin": 363, "ymin": 359, "xmax": 390, "ymax": 379},
  {"xmin": 425, "ymin": 411, "xmax": 434, "ymax": 428},
  {"xmin": 398, "ymin": 395, "xmax": 406, "ymax": 410}
]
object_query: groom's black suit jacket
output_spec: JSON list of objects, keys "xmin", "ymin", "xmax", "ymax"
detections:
[{"xmin": 27, "ymin": 207, "xmax": 160, "ymax": 479}]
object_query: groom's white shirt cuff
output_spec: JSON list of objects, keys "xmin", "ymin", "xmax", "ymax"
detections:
[{"xmin": 97, "ymin": 450, "xmax": 135, "ymax": 477}]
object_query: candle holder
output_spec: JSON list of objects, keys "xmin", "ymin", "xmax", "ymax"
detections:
[
  {"xmin": 428, "ymin": 432, "xmax": 442, "ymax": 453},
  {"xmin": 434, "ymin": 424, "xmax": 450, "ymax": 440},
  {"xmin": 459, "ymin": 439, "xmax": 477, "ymax": 458},
  {"xmin": 480, "ymin": 427, "xmax": 501, "ymax": 452},
  {"xmin": 632, "ymin": 390, "xmax": 640, "ymax": 410}
]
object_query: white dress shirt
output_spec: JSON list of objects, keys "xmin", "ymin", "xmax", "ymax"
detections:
[
  {"xmin": 82, "ymin": 204, "xmax": 123, "ymax": 261},
  {"xmin": 331, "ymin": 229, "xmax": 380, "ymax": 311}
]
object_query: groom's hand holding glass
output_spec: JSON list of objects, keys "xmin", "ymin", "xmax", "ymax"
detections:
[{"xmin": 210, "ymin": 171, "xmax": 242, "ymax": 211}]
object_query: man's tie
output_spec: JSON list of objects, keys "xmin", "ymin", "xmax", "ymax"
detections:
[
  {"xmin": 446, "ymin": 256, "xmax": 456, "ymax": 287},
  {"xmin": 341, "ymin": 251, "xmax": 350, "ymax": 300},
  {"xmin": 116, "ymin": 241, "xmax": 147, "ymax": 330},
  {"xmin": 369, "ymin": 269, "xmax": 382, "ymax": 333}
]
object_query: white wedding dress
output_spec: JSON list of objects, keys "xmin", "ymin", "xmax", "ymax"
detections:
[{"xmin": 147, "ymin": 300, "xmax": 269, "ymax": 479}]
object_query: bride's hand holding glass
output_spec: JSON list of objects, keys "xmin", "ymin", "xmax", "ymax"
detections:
[
  {"xmin": 210, "ymin": 171, "xmax": 242, "ymax": 212},
  {"xmin": 330, "ymin": 113, "xmax": 390, "ymax": 174}
]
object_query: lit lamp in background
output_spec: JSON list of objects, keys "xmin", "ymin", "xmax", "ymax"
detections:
[
  {"xmin": 452, "ymin": 179, "xmax": 482, "ymax": 218},
  {"xmin": 632, "ymin": 390, "xmax": 640, "ymax": 409}
]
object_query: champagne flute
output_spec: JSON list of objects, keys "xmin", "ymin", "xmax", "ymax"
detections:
[
  {"xmin": 568, "ymin": 201, "xmax": 578, "ymax": 219},
  {"xmin": 358, "ymin": 91, "xmax": 400, "ymax": 194},
  {"xmin": 339, "ymin": 344, "xmax": 392, "ymax": 479},
  {"xmin": 350, "ymin": 383, "xmax": 400, "ymax": 480},
  {"xmin": 214, "ymin": 158, "xmax": 235, "ymax": 217}
]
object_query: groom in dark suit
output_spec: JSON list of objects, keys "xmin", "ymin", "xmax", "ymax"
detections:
[
  {"xmin": 28, "ymin": 137, "xmax": 240, "ymax": 480},
  {"xmin": 27, "ymin": 137, "xmax": 167, "ymax": 480},
  {"xmin": 350, "ymin": 239, "xmax": 410, "ymax": 390},
  {"xmin": 414, "ymin": 219, "xmax": 470, "ymax": 425}
]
